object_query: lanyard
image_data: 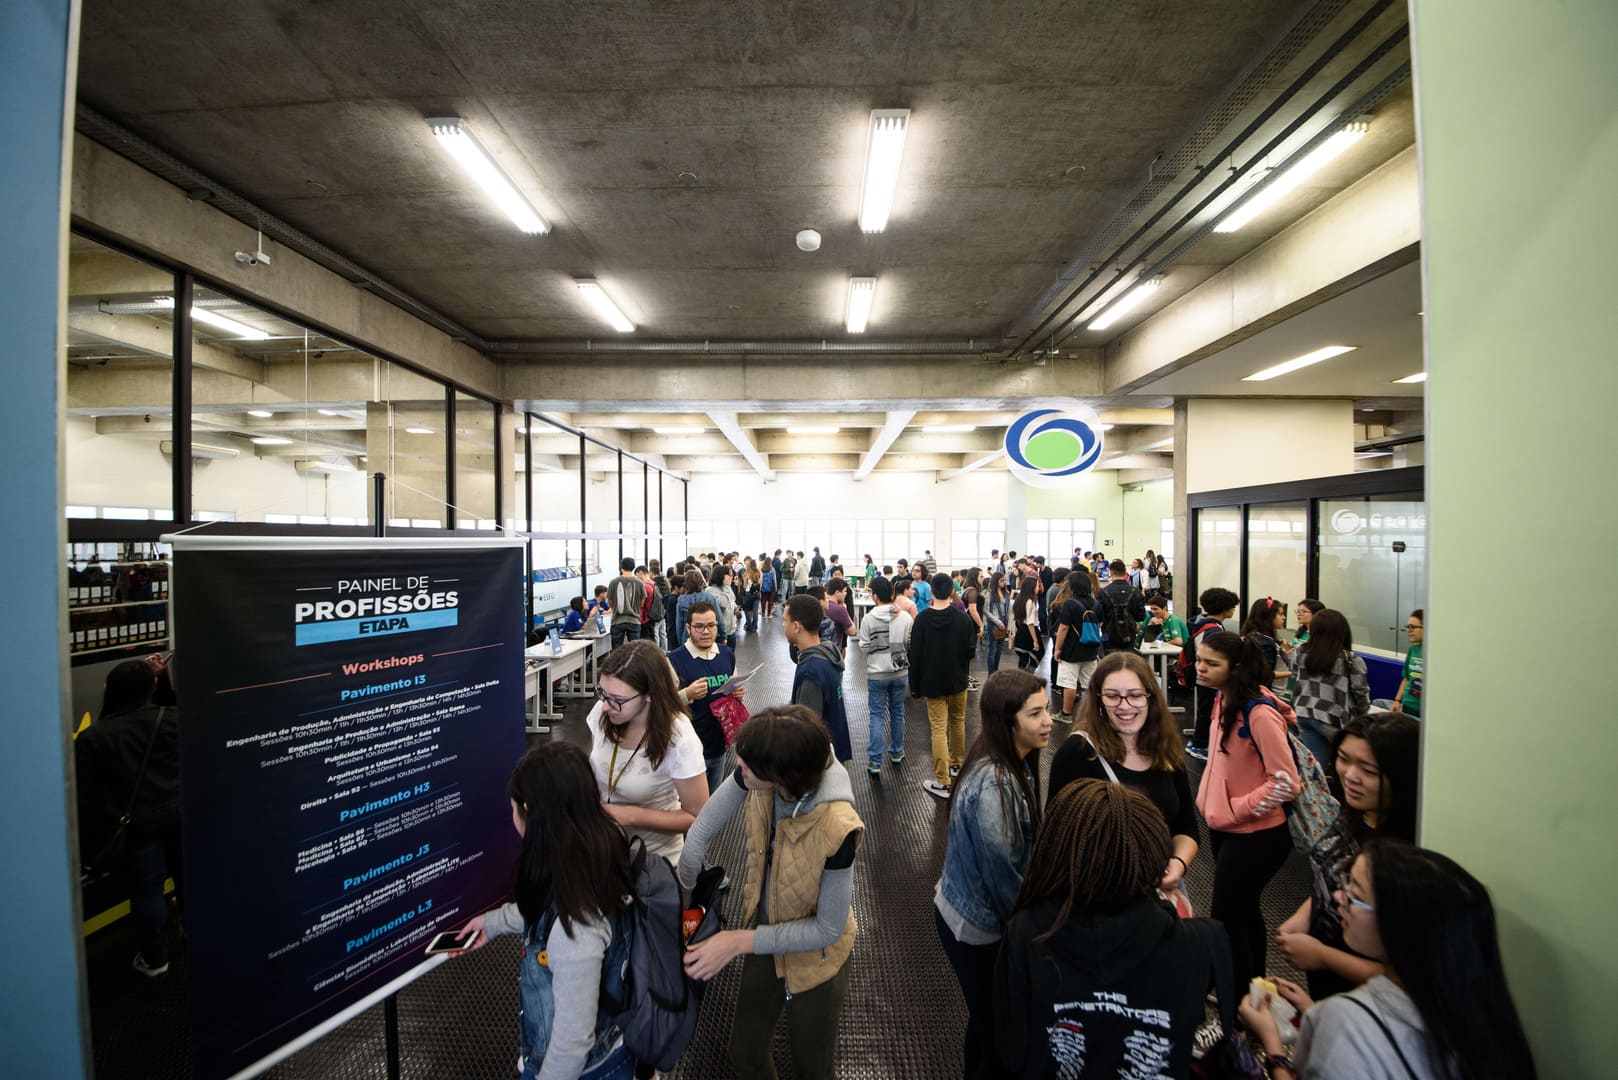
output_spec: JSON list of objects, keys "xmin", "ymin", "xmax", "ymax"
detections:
[{"xmin": 607, "ymin": 740, "xmax": 641, "ymax": 802}]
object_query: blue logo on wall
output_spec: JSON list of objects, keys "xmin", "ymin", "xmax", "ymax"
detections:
[{"xmin": 1004, "ymin": 409, "xmax": 1105, "ymax": 486}]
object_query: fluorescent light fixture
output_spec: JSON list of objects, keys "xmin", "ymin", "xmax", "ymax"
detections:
[
  {"xmin": 1215, "ymin": 120, "xmax": 1370, "ymax": 233},
  {"xmin": 846, "ymin": 277, "xmax": 876, "ymax": 334},
  {"xmin": 1242, "ymin": 345, "xmax": 1357, "ymax": 382},
  {"xmin": 297, "ymin": 459, "xmax": 357, "ymax": 474},
  {"xmin": 160, "ymin": 440, "xmax": 239, "ymax": 460},
  {"xmin": 405, "ymin": 426, "xmax": 435, "ymax": 435},
  {"xmin": 154, "ymin": 297, "xmax": 269, "ymax": 340},
  {"xmin": 922, "ymin": 424, "xmax": 977, "ymax": 433},
  {"xmin": 858, "ymin": 109, "xmax": 910, "ymax": 233},
  {"xmin": 1393, "ymin": 372, "xmax": 1427, "ymax": 384},
  {"xmin": 251, "ymin": 436, "xmax": 292, "ymax": 445},
  {"xmin": 786, "ymin": 425, "xmax": 840, "ymax": 436},
  {"xmin": 1355, "ymin": 450, "xmax": 1394, "ymax": 459},
  {"xmin": 317, "ymin": 408, "xmax": 340, "ymax": 416},
  {"xmin": 575, "ymin": 279, "xmax": 635, "ymax": 333},
  {"xmin": 1093, "ymin": 423, "xmax": 1115, "ymax": 432},
  {"xmin": 247, "ymin": 409, "xmax": 274, "ymax": 418},
  {"xmin": 1086, "ymin": 278, "xmax": 1161, "ymax": 331},
  {"xmin": 653, "ymin": 426, "xmax": 706, "ymax": 435},
  {"xmin": 425, "ymin": 117, "xmax": 550, "ymax": 235}
]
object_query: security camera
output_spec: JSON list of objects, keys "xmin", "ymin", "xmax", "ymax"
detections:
[{"xmin": 234, "ymin": 249, "xmax": 272, "ymax": 267}]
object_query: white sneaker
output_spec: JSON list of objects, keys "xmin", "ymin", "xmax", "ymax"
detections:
[
  {"xmin": 922, "ymin": 779, "xmax": 952, "ymax": 799},
  {"xmin": 132, "ymin": 953, "xmax": 169, "ymax": 977}
]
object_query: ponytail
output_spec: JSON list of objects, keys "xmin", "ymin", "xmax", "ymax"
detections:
[{"xmin": 1200, "ymin": 630, "xmax": 1272, "ymax": 752}]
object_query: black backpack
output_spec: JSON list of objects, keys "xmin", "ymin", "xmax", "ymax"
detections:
[{"xmin": 1101, "ymin": 584, "xmax": 1139, "ymax": 645}]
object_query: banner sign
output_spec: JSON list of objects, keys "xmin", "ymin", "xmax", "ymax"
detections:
[
  {"xmin": 1004, "ymin": 408, "xmax": 1106, "ymax": 487},
  {"xmin": 170, "ymin": 537, "xmax": 527, "ymax": 1080}
]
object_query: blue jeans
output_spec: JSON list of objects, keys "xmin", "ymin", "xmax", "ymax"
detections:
[
  {"xmin": 610, "ymin": 623, "xmax": 638, "ymax": 650},
  {"xmin": 985, "ymin": 632, "xmax": 1004, "ymax": 672},
  {"xmin": 1296, "ymin": 715, "xmax": 1336, "ymax": 769},
  {"xmin": 867, "ymin": 677, "xmax": 907, "ymax": 765},
  {"xmin": 125, "ymin": 835, "xmax": 178, "ymax": 965},
  {"xmin": 705, "ymin": 751, "xmax": 730, "ymax": 796}
]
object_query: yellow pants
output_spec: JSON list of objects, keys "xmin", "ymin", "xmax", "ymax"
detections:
[{"xmin": 925, "ymin": 692, "xmax": 967, "ymax": 786}]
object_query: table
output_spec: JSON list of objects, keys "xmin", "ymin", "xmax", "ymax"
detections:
[
  {"xmin": 524, "ymin": 638, "xmax": 592, "ymax": 732},
  {"xmin": 851, "ymin": 589, "xmax": 874, "ymax": 625},
  {"xmin": 559, "ymin": 629, "xmax": 610, "ymax": 699},
  {"xmin": 1139, "ymin": 640, "xmax": 1185, "ymax": 716}
]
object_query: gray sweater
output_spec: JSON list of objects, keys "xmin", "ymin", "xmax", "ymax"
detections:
[
  {"xmin": 676, "ymin": 759, "xmax": 855, "ymax": 956},
  {"xmin": 1296, "ymin": 975, "xmax": 1440, "ymax": 1079},
  {"xmin": 483, "ymin": 902, "xmax": 618, "ymax": 1080}
]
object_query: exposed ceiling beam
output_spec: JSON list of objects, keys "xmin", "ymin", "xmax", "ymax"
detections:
[
  {"xmin": 70, "ymin": 311, "xmax": 267, "ymax": 383},
  {"xmin": 939, "ymin": 449, "xmax": 1007, "ymax": 481},
  {"xmin": 854, "ymin": 410, "xmax": 917, "ymax": 480},
  {"xmin": 706, "ymin": 411, "xmax": 775, "ymax": 482},
  {"xmin": 1118, "ymin": 468, "xmax": 1173, "ymax": 484}
]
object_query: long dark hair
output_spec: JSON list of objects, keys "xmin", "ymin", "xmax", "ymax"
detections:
[
  {"xmin": 596, "ymin": 640, "xmax": 687, "ymax": 768},
  {"xmin": 1298, "ymin": 608, "xmax": 1354, "ymax": 678},
  {"xmin": 954, "ymin": 669, "xmax": 1045, "ymax": 832},
  {"xmin": 733, "ymin": 705, "xmax": 831, "ymax": 800},
  {"xmin": 1361, "ymin": 841, "xmax": 1537, "ymax": 1080},
  {"xmin": 1241, "ymin": 596, "xmax": 1285, "ymax": 640},
  {"xmin": 508, "ymin": 742, "xmax": 633, "ymax": 935},
  {"xmin": 101, "ymin": 660, "xmax": 156, "ymax": 720},
  {"xmin": 1200, "ymin": 630, "xmax": 1272, "ymax": 751},
  {"xmin": 1016, "ymin": 575, "xmax": 1037, "ymax": 619},
  {"xmin": 1332, "ymin": 713, "xmax": 1420, "ymax": 841},
  {"xmin": 1079, "ymin": 652, "xmax": 1184, "ymax": 772},
  {"xmin": 1015, "ymin": 780, "xmax": 1170, "ymax": 941},
  {"xmin": 988, "ymin": 571, "xmax": 1006, "ymax": 602}
]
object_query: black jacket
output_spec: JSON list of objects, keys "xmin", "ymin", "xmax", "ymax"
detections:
[
  {"xmin": 908, "ymin": 604, "xmax": 977, "ymax": 698},
  {"xmin": 994, "ymin": 896, "xmax": 1227, "ymax": 1079},
  {"xmin": 1098, "ymin": 579, "xmax": 1146, "ymax": 645},
  {"xmin": 75, "ymin": 704, "xmax": 182, "ymax": 854}
]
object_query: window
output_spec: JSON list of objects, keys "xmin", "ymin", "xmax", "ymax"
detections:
[
  {"xmin": 1160, "ymin": 518, "xmax": 1175, "ymax": 568},
  {"xmin": 830, "ymin": 519, "xmax": 857, "ymax": 567},
  {"xmin": 454, "ymin": 391, "xmax": 496, "ymax": 529},
  {"xmin": 950, "ymin": 518, "xmax": 1007, "ymax": 568},
  {"xmin": 1028, "ymin": 518, "xmax": 1096, "ymax": 563},
  {"xmin": 1195, "ymin": 507, "xmax": 1243, "ymax": 628},
  {"xmin": 1246, "ymin": 503, "xmax": 1307, "ymax": 634},
  {"xmin": 1317, "ymin": 496, "xmax": 1427, "ymax": 653}
]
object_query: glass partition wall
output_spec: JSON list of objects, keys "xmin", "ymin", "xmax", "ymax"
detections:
[{"xmin": 1188, "ymin": 470, "xmax": 1425, "ymax": 656}]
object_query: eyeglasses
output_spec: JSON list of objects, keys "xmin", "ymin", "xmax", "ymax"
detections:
[
  {"xmin": 1338, "ymin": 876, "xmax": 1376, "ymax": 913},
  {"xmin": 1403, "ymin": 623, "xmax": 1421, "ymax": 631},
  {"xmin": 595, "ymin": 686, "xmax": 644, "ymax": 710},
  {"xmin": 1100, "ymin": 691, "xmax": 1150, "ymax": 707},
  {"xmin": 688, "ymin": 622, "xmax": 719, "ymax": 632}
]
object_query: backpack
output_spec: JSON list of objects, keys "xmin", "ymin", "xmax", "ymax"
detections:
[
  {"xmin": 1101, "ymin": 584, "xmax": 1138, "ymax": 645},
  {"xmin": 607, "ymin": 838, "xmax": 723, "ymax": 1070},
  {"xmin": 1174, "ymin": 618, "xmax": 1221, "ymax": 688},
  {"xmin": 1079, "ymin": 604, "xmax": 1103, "ymax": 646},
  {"xmin": 1240, "ymin": 696, "xmax": 1340, "ymax": 853}
]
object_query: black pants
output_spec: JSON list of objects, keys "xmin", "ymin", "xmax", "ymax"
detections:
[
  {"xmin": 1192, "ymin": 685, "xmax": 1217, "ymax": 749},
  {"xmin": 935, "ymin": 908, "xmax": 999, "ymax": 1080},
  {"xmin": 1209, "ymin": 824, "xmax": 1293, "ymax": 990}
]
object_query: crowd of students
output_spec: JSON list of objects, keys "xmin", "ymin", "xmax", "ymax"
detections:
[{"xmin": 449, "ymin": 542, "xmax": 1516, "ymax": 1078}]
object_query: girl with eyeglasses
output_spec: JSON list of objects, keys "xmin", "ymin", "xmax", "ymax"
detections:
[
  {"xmin": 1242, "ymin": 596, "xmax": 1294, "ymax": 693},
  {"xmin": 587, "ymin": 641, "xmax": 709, "ymax": 862},
  {"xmin": 1275, "ymin": 713, "xmax": 1419, "ymax": 1000},
  {"xmin": 1240, "ymin": 841, "xmax": 1536, "ymax": 1080},
  {"xmin": 1047, "ymin": 651, "xmax": 1199, "ymax": 906},
  {"xmin": 1194, "ymin": 630, "xmax": 1300, "ymax": 992}
]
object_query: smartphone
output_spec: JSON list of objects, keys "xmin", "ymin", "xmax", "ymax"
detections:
[{"xmin": 424, "ymin": 929, "xmax": 480, "ymax": 955}]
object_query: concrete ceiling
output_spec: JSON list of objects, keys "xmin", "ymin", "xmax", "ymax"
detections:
[{"xmin": 77, "ymin": 0, "xmax": 1320, "ymax": 342}]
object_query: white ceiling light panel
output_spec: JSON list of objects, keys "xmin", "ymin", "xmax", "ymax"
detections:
[
  {"xmin": 1214, "ymin": 119, "xmax": 1370, "ymax": 234},
  {"xmin": 846, "ymin": 277, "xmax": 876, "ymax": 334},
  {"xmin": 1392, "ymin": 372, "xmax": 1427, "ymax": 384},
  {"xmin": 1086, "ymin": 278, "xmax": 1161, "ymax": 331},
  {"xmin": 154, "ymin": 297, "xmax": 269, "ymax": 340},
  {"xmin": 575, "ymin": 279, "xmax": 636, "ymax": 333},
  {"xmin": 1242, "ymin": 345, "xmax": 1357, "ymax": 382},
  {"xmin": 426, "ymin": 117, "xmax": 551, "ymax": 235},
  {"xmin": 858, "ymin": 109, "xmax": 910, "ymax": 234}
]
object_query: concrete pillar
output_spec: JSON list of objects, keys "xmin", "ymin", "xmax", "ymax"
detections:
[
  {"xmin": 1412, "ymin": 0, "xmax": 1618, "ymax": 1072},
  {"xmin": 1, "ymin": 0, "xmax": 92, "ymax": 1075}
]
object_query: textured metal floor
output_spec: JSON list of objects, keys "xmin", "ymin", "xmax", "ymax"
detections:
[{"xmin": 85, "ymin": 615, "xmax": 1309, "ymax": 1078}]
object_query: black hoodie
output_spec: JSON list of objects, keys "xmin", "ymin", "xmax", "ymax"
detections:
[
  {"xmin": 908, "ymin": 603, "xmax": 977, "ymax": 698},
  {"xmin": 993, "ymin": 896, "xmax": 1226, "ymax": 1079}
]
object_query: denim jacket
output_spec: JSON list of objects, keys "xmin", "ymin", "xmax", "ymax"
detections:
[
  {"xmin": 518, "ymin": 910, "xmax": 628, "ymax": 1080},
  {"xmin": 937, "ymin": 759, "xmax": 1037, "ymax": 937}
]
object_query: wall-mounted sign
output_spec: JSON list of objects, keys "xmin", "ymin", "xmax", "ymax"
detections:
[{"xmin": 1004, "ymin": 408, "xmax": 1105, "ymax": 487}]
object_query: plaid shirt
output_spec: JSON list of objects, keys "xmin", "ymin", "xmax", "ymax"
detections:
[{"xmin": 1291, "ymin": 646, "xmax": 1371, "ymax": 727}]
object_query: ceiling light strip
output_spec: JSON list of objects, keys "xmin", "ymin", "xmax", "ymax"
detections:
[
  {"xmin": 1086, "ymin": 278, "xmax": 1161, "ymax": 332},
  {"xmin": 426, "ymin": 117, "xmax": 550, "ymax": 235},
  {"xmin": 846, "ymin": 277, "xmax": 876, "ymax": 334},
  {"xmin": 153, "ymin": 296, "xmax": 269, "ymax": 340},
  {"xmin": 1392, "ymin": 372, "xmax": 1426, "ymax": 384},
  {"xmin": 858, "ymin": 109, "xmax": 910, "ymax": 234},
  {"xmin": 1214, "ymin": 119, "xmax": 1370, "ymax": 234},
  {"xmin": 575, "ymin": 279, "xmax": 635, "ymax": 333},
  {"xmin": 1242, "ymin": 344, "xmax": 1357, "ymax": 382}
]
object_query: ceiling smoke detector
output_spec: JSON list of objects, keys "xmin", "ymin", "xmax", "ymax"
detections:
[{"xmin": 795, "ymin": 229, "xmax": 822, "ymax": 252}]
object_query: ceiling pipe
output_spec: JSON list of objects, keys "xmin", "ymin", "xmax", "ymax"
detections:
[{"xmin": 485, "ymin": 339, "xmax": 990, "ymax": 356}]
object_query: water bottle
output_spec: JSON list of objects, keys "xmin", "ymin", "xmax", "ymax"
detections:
[
  {"xmin": 596, "ymin": 611, "xmax": 608, "ymax": 634},
  {"xmin": 549, "ymin": 625, "xmax": 562, "ymax": 654}
]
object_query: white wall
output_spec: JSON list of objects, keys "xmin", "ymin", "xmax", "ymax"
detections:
[
  {"xmin": 675, "ymin": 468, "xmax": 1167, "ymax": 569},
  {"xmin": 1183, "ymin": 399, "xmax": 1353, "ymax": 493}
]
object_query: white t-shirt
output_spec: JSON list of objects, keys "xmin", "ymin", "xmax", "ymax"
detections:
[{"xmin": 587, "ymin": 702, "xmax": 705, "ymax": 860}]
